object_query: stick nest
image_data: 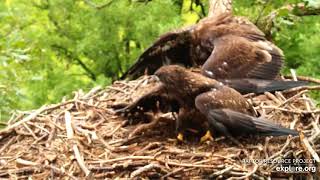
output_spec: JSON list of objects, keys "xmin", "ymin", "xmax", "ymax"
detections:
[{"xmin": 0, "ymin": 75, "xmax": 320, "ymax": 179}]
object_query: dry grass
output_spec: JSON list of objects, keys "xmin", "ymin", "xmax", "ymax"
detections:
[{"xmin": 0, "ymin": 75, "xmax": 320, "ymax": 179}]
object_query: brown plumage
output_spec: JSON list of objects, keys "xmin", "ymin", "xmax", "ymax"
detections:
[
  {"xmin": 120, "ymin": 9, "xmax": 283, "ymax": 80},
  {"xmin": 119, "ymin": 1, "xmax": 308, "ymax": 94},
  {"xmin": 117, "ymin": 65, "xmax": 298, "ymax": 141}
]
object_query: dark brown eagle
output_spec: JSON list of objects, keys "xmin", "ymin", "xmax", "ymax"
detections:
[
  {"xmin": 116, "ymin": 65, "xmax": 298, "ymax": 143},
  {"xmin": 120, "ymin": 0, "xmax": 282, "ymax": 80},
  {"xmin": 119, "ymin": 1, "xmax": 306, "ymax": 93}
]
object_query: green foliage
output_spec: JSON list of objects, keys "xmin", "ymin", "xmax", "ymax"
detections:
[{"xmin": 1, "ymin": 0, "xmax": 320, "ymax": 121}]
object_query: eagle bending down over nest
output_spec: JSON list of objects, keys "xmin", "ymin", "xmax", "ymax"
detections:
[{"xmin": 115, "ymin": 65, "xmax": 299, "ymax": 144}]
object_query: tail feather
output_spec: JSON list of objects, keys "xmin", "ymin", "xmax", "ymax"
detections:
[
  {"xmin": 220, "ymin": 78, "xmax": 308, "ymax": 94},
  {"xmin": 252, "ymin": 117, "xmax": 299, "ymax": 136},
  {"xmin": 205, "ymin": 108, "xmax": 298, "ymax": 137}
]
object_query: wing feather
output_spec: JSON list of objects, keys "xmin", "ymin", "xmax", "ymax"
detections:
[
  {"xmin": 201, "ymin": 35, "xmax": 283, "ymax": 80},
  {"xmin": 120, "ymin": 28, "xmax": 193, "ymax": 80}
]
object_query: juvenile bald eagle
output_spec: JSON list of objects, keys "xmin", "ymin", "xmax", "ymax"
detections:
[
  {"xmin": 120, "ymin": 0, "xmax": 307, "ymax": 95},
  {"xmin": 120, "ymin": 0, "xmax": 283, "ymax": 82},
  {"xmin": 116, "ymin": 65, "xmax": 298, "ymax": 143}
]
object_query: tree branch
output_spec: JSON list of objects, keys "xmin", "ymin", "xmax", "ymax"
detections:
[
  {"xmin": 254, "ymin": 0, "xmax": 271, "ymax": 24},
  {"xmin": 286, "ymin": 3, "xmax": 320, "ymax": 16},
  {"xmin": 51, "ymin": 45, "xmax": 97, "ymax": 81},
  {"xmin": 257, "ymin": 2, "xmax": 320, "ymax": 38},
  {"xmin": 190, "ymin": 0, "xmax": 207, "ymax": 18}
]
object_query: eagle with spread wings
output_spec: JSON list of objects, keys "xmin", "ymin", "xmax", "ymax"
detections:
[{"xmin": 120, "ymin": 0, "xmax": 283, "ymax": 82}]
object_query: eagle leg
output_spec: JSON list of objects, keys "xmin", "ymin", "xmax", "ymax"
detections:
[{"xmin": 200, "ymin": 130, "xmax": 214, "ymax": 143}]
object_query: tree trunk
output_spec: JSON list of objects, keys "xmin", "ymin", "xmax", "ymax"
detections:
[{"xmin": 208, "ymin": 0, "xmax": 232, "ymax": 18}]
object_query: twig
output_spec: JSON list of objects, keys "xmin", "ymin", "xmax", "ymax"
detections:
[
  {"xmin": 88, "ymin": 156, "xmax": 155, "ymax": 164},
  {"xmin": 0, "ymin": 136, "xmax": 17, "ymax": 154},
  {"xmin": 0, "ymin": 167, "xmax": 38, "ymax": 177},
  {"xmin": 0, "ymin": 101, "xmax": 75, "ymax": 136},
  {"xmin": 104, "ymin": 121, "xmax": 126, "ymax": 137},
  {"xmin": 73, "ymin": 145, "xmax": 91, "ymax": 177},
  {"xmin": 16, "ymin": 158, "xmax": 38, "ymax": 166},
  {"xmin": 283, "ymin": 86, "xmax": 320, "ymax": 94},
  {"xmin": 161, "ymin": 161, "xmax": 218, "ymax": 168},
  {"xmin": 161, "ymin": 167, "xmax": 184, "ymax": 179},
  {"xmin": 0, "ymin": 106, "xmax": 47, "ymax": 136},
  {"xmin": 129, "ymin": 116, "xmax": 159, "ymax": 138},
  {"xmin": 291, "ymin": 69, "xmax": 313, "ymax": 113},
  {"xmin": 266, "ymin": 137, "xmax": 292, "ymax": 161},
  {"xmin": 65, "ymin": 111, "xmax": 74, "ymax": 139},
  {"xmin": 88, "ymin": 155, "xmax": 218, "ymax": 168},
  {"xmin": 22, "ymin": 123, "xmax": 38, "ymax": 140},
  {"xmin": 278, "ymin": 90, "xmax": 308, "ymax": 108},
  {"xmin": 7, "ymin": 113, "xmax": 24, "ymax": 125},
  {"xmin": 130, "ymin": 163, "xmax": 167, "ymax": 178},
  {"xmin": 210, "ymin": 166, "xmax": 233, "ymax": 178},
  {"xmin": 0, "ymin": 122, "xmax": 7, "ymax": 126},
  {"xmin": 132, "ymin": 142, "xmax": 161, "ymax": 156},
  {"xmin": 290, "ymin": 115, "xmax": 299, "ymax": 130},
  {"xmin": 43, "ymin": 164, "xmax": 77, "ymax": 180},
  {"xmin": 309, "ymin": 121, "xmax": 320, "ymax": 142},
  {"xmin": 264, "ymin": 92, "xmax": 282, "ymax": 105},
  {"xmin": 261, "ymin": 106, "xmax": 320, "ymax": 114},
  {"xmin": 129, "ymin": 112, "xmax": 173, "ymax": 138},
  {"xmin": 82, "ymin": 86, "xmax": 102, "ymax": 99},
  {"xmin": 301, "ymin": 136, "xmax": 320, "ymax": 163},
  {"xmin": 65, "ymin": 111, "xmax": 91, "ymax": 177},
  {"xmin": 229, "ymin": 163, "xmax": 258, "ymax": 180},
  {"xmin": 284, "ymin": 75, "xmax": 320, "ymax": 84},
  {"xmin": 107, "ymin": 86, "xmax": 127, "ymax": 94},
  {"xmin": 98, "ymin": 134, "xmax": 137, "ymax": 152}
]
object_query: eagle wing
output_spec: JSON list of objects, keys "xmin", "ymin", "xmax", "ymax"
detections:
[
  {"xmin": 201, "ymin": 34, "xmax": 283, "ymax": 80},
  {"xmin": 219, "ymin": 78, "xmax": 308, "ymax": 94},
  {"xmin": 114, "ymin": 83, "xmax": 179, "ymax": 116},
  {"xmin": 120, "ymin": 27, "xmax": 194, "ymax": 80},
  {"xmin": 195, "ymin": 90, "xmax": 298, "ymax": 136}
]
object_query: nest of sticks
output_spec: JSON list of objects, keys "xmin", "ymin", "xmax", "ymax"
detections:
[{"xmin": 0, "ymin": 74, "xmax": 320, "ymax": 179}]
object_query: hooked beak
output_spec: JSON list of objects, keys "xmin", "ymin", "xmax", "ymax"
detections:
[
  {"xmin": 153, "ymin": 75, "xmax": 160, "ymax": 82},
  {"xmin": 203, "ymin": 70, "xmax": 215, "ymax": 78}
]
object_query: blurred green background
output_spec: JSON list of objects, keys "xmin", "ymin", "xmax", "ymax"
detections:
[{"xmin": 0, "ymin": 0, "xmax": 320, "ymax": 122}]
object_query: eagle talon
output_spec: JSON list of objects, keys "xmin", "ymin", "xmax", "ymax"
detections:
[
  {"xmin": 200, "ymin": 130, "xmax": 214, "ymax": 143},
  {"xmin": 177, "ymin": 133, "xmax": 184, "ymax": 142}
]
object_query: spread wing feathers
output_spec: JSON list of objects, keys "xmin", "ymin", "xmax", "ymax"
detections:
[
  {"xmin": 201, "ymin": 35, "xmax": 283, "ymax": 80},
  {"xmin": 219, "ymin": 78, "xmax": 308, "ymax": 94},
  {"xmin": 247, "ymin": 42, "xmax": 284, "ymax": 79},
  {"xmin": 199, "ymin": 14, "xmax": 266, "ymax": 41},
  {"xmin": 114, "ymin": 84, "xmax": 179, "ymax": 115},
  {"xmin": 205, "ymin": 109, "xmax": 298, "ymax": 136},
  {"xmin": 120, "ymin": 29, "xmax": 193, "ymax": 80}
]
